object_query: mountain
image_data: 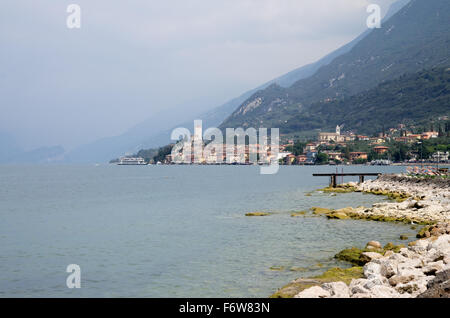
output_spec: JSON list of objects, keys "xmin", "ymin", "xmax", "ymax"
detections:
[
  {"xmin": 65, "ymin": 1, "xmax": 410, "ymax": 163},
  {"xmin": 0, "ymin": 133, "xmax": 65, "ymax": 164},
  {"xmin": 285, "ymin": 67, "xmax": 450, "ymax": 135},
  {"xmin": 8, "ymin": 146, "xmax": 65, "ymax": 164},
  {"xmin": 0, "ymin": 131, "xmax": 23, "ymax": 163},
  {"xmin": 220, "ymin": 0, "xmax": 449, "ymax": 132}
]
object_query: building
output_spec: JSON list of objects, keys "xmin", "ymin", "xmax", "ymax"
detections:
[
  {"xmin": 318, "ymin": 126, "xmax": 346, "ymax": 143},
  {"xmin": 306, "ymin": 151, "xmax": 317, "ymax": 164},
  {"xmin": 325, "ymin": 152, "xmax": 343, "ymax": 161},
  {"xmin": 357, "ymin": 135, "xmax": 370, "ymax": 141},
  {"xmin": 284, "ymin": 154, "xmax": 297, "ymax": 165},
  {"xmin": 349, "ymin": 152, "xmax": 368, "ymax": 162},
  {"xmin": 421, "ymin": 131, "xmax": 439, "ymax": 140},
  {"xmin": 432, "ymin": 151, "xmax": 449, "ymax": 162},
  {"xmin": 296, "ymin": 155, "xmax": 307, "ymax": 163},
  {"xmin": 305, "ymin": 143, "xmax": 317, "ymax": 152},
  {"xmin": 373, "ymin": 146, "xmax": 389, "ymax": 154}
]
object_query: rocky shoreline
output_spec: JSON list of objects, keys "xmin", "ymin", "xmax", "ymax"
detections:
[{"xmin": 272, "ymin": 174, "xmax": 450, "ymax": 298}]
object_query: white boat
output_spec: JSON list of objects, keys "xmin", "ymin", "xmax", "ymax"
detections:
[{"xmin": 117, "ymin": 157, "xmax": 147, "ymax": 165}]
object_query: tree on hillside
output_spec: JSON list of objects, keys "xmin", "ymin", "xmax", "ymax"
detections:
[{"xmin": 315, "ymin": 153, "xmax": 329, "ymax": 165}]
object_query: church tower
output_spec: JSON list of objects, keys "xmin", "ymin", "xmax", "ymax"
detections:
[{"xmin": 336, "ymin": 125, "xmax": 341, "ymax": 136}]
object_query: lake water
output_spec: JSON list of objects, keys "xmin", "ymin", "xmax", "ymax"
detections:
[{"xmin": 0, "ymin": 165, "xmax": 417, "ymax": 297}]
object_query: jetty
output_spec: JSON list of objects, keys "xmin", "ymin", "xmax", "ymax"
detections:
[{"xmin": 313, "ymin": 173, "xmax": 381, "ymax": 188}]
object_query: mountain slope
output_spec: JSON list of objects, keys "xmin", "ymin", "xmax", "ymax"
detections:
[
  {"xmin": 285, "ymin": 67, "xmax": 450, "ymax": 135},
  {"xmin": 221, "ymin": 0, "xmax": 449, "ymax": 131}
]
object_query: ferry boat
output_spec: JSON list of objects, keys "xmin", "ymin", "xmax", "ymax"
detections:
[{"xmin": 117, "ymin": 157, "xmax": 147, "ymax": 165}]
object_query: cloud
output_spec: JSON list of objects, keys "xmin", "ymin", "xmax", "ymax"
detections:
[{"xmin": 0, "ymin": 0, "xmax": 396, "ymax": 149}]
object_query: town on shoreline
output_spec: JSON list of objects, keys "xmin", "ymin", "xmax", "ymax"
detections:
[{"xmin": 113, "ymin": 121, "xmax": 450, "ymax": 167}]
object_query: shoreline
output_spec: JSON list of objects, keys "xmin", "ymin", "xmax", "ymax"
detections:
[{"xmin": 271, "ymin": 174, "xmax": 450, "ymax": 298}]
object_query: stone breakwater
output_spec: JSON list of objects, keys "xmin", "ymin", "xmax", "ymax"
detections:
[
  {"xmin": 352, "ymin": 174, "xmax": 450, "ymax": 223},
  {"xmin": 271, "ymin": 174, "xmax": 450, "ymax": 298},
  {"xmin": 294, "ymin": 234, "xmax": 450, "ymax": 298}
]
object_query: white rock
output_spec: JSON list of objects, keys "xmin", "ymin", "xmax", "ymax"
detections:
[
  {"xmin": 360, "ymin": 252, "xmax": 383, "ymax": 263},
  {"xmin": 349, "ymin": 279, "xmax": 370, "ymax": 295},
  {"xmin": 364, "ymin": 263, "xmax": 382, "ymax": 277},
  {"xmin": 370, "ymin": 285, "xmax": 404, "ymax": 298},
  {"xmin": 322, "ymin": 282, "xmax": 350, "ymax": 298},
  {"xmin": 428, "ymin": 235, "xmax": 450, "ymax": 251},
  {"xmin": 294, "ymin": 286, "xmax": 330, "ymax": 298}
]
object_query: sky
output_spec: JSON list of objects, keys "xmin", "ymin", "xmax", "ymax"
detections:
[{"xmin": 0, "ymin": 0, "xmax": 396, "ymax": 151}]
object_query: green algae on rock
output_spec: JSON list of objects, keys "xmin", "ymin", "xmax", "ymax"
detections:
[
  {"xmin": 311, "ymin": 207, "xmax": 332, "ymax": 215},
  {"xmin": 269, "ymin": 266, "xmax": 285, "ymax": 271},
  {"xmin": 270, "ymin": 266, "xmax": 364, "ymax": 298},
  {"xmin": 334, "ymin": 242, "xmax": 405, "ymax": 266},
  {"xmin": 291, "ymin": 211, "xmax": 307, "ymax": 217},
  {"xmin": 245, "ymin": 212, "xmax": 271, "ymax": 217},
  {"xmin": 318, "ymin": 186, "xmax": 357, "ymax": 194}
]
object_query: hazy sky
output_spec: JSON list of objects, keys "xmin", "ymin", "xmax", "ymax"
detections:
[{"xmin": 0, "ymin": 0, "xmax": 396, "ymax": 150}]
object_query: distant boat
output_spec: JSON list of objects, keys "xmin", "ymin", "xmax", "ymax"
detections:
[{"xmin": 117, "ymin": 157, "xmax": 147, "ymax": 165}]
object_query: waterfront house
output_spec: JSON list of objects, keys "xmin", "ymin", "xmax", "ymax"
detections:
[
  {"xmin": 373, "ymin": 146, "xmax": 389, "ymax": 154},
  {"xmin": 349, "ymin": 152, "xmax": 368, "ymax": 162}
]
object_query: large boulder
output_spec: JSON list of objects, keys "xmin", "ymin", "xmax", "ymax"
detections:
[
  {"xmin": 294, "ymin": 286, "xmax": 330, "ymax": 298},
  {"xmin": 366, "ymin": 241, "xmax": 382, "ymax": 250},
  {"xmin": 418, "ymin": 269, "xmax": 450, "ymax": 298},
  {"xmin": 360, "ymin": 252, "xmax": 383, "ymax": 264},
  {"xmin": 370, "ymin": 285, "xmax": 405, "ymax": 298},
  {"xmin": 322, "ymin": 282, "xmax": 350, "ymax": 298},
  {"xmin": 363, "ymin": 262, "xmax": 382, "ymax": 277}
]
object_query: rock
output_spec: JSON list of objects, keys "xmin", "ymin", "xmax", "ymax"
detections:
[
  {"xmin": 428, "ymin": 268, "xmax": 450, "ymax": 286},
  {"xmin": 245, "ymin": 212, "xmax": 271, "ymax": 217},
  {"xmin": 363, "ymin": 276, "xmax": 386, "ymax": 290},
  {"xmin": 418, "ymin": 268, "xmax": 450, "ymax": 298},
  {"xmin": 366, "ymin": 241, "xmax": 382, "ymax": 250},
  {"xmin": 444, "ymin": 256, "xmax": 450, "ymax": 265},
  {"xmin": 423, "ymin": 261, "xmax": 444, "ymax": 276},
  {"xmin": 424, "ymin": 248, "xmax": 445, "ymax": 263},
  {"xmin": 400, "ymin": 234, "xmax": 409, "ymax": 240},
  {"xmin": 322, "ymin": 282, "xmax": 350, "ymax": 298},
  {"xmin": 335, "ymin": 247, "xmax": 365, "ymax": 265},
  {"xmin": 428, "ymin": 235, "xmax": 450, "ymax": 251},
  {"xmin": 294, "ymin": 286, "xmax": 330, "ymax": 298},
  {"xmin": 370, "ymin": 285, "xmax": 404, "ymax": 298},
  {"xmin": 311, "ymin": 207, "xmax": 332, "ymax": 215},
  {"xmin": 396, "ymin": 277, "xmax": 430, "ymax": 296},
  {"xmin": 351, "ymin": 293, "xmax": 372, "ymax": 298},
  {"xmin": 363, "ymin": 263, "xmax": 382, "ymax": 277},
  {"xmin": 378, "ymin": 259, "xmax": 397, "ymax": 278},
  {"xmin": 360, "ymin": 252, "xmax": 383, "ymax": 264},
  {"xmin": 349, "ymin": 279, "xmax": 370, "ymax": 295},
  {"xmin": 418, "ymin": 279, "xmax": 450, "ymax": 298},
  {"xmin": 389, "ymin": 275, "xmax": 415, "ymax": 286},
  {"xmin": 326, "ymin": 211, "xmax": 350, "ymax": 220}
]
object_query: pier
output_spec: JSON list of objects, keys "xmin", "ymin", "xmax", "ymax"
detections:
[{"xmin": 313, "ymin": 173, "xmax": 382, "ymax": 188}]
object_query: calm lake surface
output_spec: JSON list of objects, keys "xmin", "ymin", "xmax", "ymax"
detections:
[{"xmin": 0, "ymin": 165, "xmax": 417, "ymax": 297}]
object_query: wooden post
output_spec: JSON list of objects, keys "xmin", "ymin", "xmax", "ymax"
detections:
[
  {"xmin": 359, "ymin": 175, "xmax": 364, "ymax": 184},
  {"xmin": 330, "ymin": 175, "xmax": 337, "ymax": 188}
]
